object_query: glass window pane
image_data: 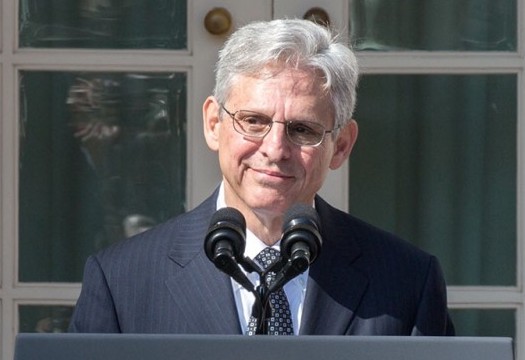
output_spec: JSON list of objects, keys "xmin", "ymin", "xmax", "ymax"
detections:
[
  {"xmin": 19, "ymin": 305, "xmax": 73, "ymax": 333},
  {"xmin": 350, "ymin": 0, "xmax": 516, "ymax": 51},
  {"xmin": 449, "ymin": 309, "xmax": 515, "ymax": 338},
  {"xmin": 19, "ymin": 0, "xmax": 187, "ymax": 49},
  {"xmin": 349, "ymin": 74, "xmax": 516, "ymax": 286},
  {"xmin": 19, "ymin": 71, "xmax": 187, "ymax": 282}
]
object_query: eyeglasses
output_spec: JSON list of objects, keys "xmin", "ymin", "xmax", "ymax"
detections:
[{"xmin": 220, "ymin": 104, "xmax": 338, "ymax": 147}]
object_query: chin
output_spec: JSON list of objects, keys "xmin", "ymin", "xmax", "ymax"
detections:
[{"xmin": 250, "ymin": 198, "xmax": 298, "ymax": 215}]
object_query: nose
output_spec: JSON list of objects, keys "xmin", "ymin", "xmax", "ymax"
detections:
[{"xmin": 258, "ymin": 121, "xmax": 292, "ymax": 161}]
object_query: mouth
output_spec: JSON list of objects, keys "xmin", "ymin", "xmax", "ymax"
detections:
[{"xmin": 251, "ymin": 167, "xmax": 295, "ymax": 181}]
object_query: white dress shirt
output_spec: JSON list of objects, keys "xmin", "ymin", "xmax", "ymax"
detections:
[{"xmin": 216, "ymin": 184, "xmax": 309, "ymax": 335}]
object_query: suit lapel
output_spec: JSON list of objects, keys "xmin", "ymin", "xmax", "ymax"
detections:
[
  {"xmin": 300, "ymin": 260, "xmax": 368, "ymax": 334},
  {"xmin": 300, "ymin": 197, "xmax": 369, "ymax": 335},
  {"xmin": 165, "ymin": 251, "xmax": 242, "ymax": 333},
  {"xmin": 164, "ymin": 191, "xmax": 242, "ymax": 334}
]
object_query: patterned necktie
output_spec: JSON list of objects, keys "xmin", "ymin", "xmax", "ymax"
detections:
[{"xmin": 247, "ymin": 247, "xmax": 294, "ymax": 335}]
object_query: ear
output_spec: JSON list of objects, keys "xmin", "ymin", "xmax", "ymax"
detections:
[
  {"xmin": 329, "ymin": 119, "xmax": 358, "ymax": 170},
  {"xmin": 203, "ymin": 96, "xmax": 221, "ymax": 152}
]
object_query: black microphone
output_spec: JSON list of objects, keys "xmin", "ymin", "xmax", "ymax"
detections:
[
  {"xmin": 269, "ymin": 203, "xmax": 322, "ymax": 292},
  {"xmin": 204, "ymin": 207, "xmax": 255, "ymax": 292}
]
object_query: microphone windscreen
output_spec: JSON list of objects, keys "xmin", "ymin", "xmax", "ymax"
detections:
[
  {"xmin": 281, "ymin": 203, "xmax": 322, "ymax": 264},
  {"xmin": 283, "ymin": 203, "xmax": 320, "ymax": 230},
  {"xmin": 209, "ymin": 207, "xmax": 246, "ymax": 231},
  {"xmin": 205, "ymin": 207, "xmax": 246, "ymax": 263}
]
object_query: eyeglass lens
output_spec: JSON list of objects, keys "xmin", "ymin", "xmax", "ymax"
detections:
[{"xmin": 232, "ymin": 110, "xmax": 326, "ymax": 146}]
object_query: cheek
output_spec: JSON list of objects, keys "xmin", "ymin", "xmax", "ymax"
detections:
[
  {"xmin": 303, "ymin": 149, "xmax": 333, "ymax": 181},
  {"xmin": 217, "ymin": 133, "xmax": 254, "ymax": 167}
]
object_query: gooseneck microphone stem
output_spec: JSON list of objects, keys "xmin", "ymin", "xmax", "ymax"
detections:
[{"xmin": 254, "ymin": 282, "xmax": 269, "ymax": 335}]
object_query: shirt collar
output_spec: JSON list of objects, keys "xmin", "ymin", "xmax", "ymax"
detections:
[
  {"xmin": 217, "ymin": 184, "xmax": 309, "ymax": 303},
  {"xmin": 215, "ymin": 181, "xmax": 312, "ymax": 269}
]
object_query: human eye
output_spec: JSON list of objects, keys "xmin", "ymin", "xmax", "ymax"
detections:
[
  {"xmin": 235, "ymin": 111, "xmax": 271, "ymax": 135},
  {"xmin": 238, "ymin": 112, "xmax": 271, "ymax": 126},
  {"xmin": 288, "ymin": 121, "xmax": 323, "ymax": 137}
]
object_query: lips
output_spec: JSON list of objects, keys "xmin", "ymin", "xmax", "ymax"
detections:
[
  {"xmin": 253, "ymin": 167, "xmax": 294, "ymax": 179},
  {"xmin": 247, "ymin": 167, "xmax": 296, "ymax": 189},
  {"xmin": 255, "ymin": 170, "xmax": 293, "ymax": 179}
]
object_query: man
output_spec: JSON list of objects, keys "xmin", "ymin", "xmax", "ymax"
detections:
[{"xmin": 69, "ymin": 18, "xmax": 454, "ymax": 335}]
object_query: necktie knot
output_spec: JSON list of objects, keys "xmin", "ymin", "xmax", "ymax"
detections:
[{"xmin": 254, "ymin": 247, "xmax": 280, "ymax": 270}]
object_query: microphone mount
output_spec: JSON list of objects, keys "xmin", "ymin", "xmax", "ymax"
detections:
[{"xmin": 204, "ymin": 204, "xmax": 322, "ymax": 335}]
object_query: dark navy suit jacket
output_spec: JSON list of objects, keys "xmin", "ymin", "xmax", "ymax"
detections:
[{"xmin": 69, "ymin": 190, "xmax": 454, "ymax": 335}]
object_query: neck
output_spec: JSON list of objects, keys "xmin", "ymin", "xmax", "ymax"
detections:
[{"xmin": 244, "ymin": 210, "xmax": 283, "ymax": 246}]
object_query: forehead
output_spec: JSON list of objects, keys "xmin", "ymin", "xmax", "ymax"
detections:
[{"xmin": 227, "ymin": 67, "xmax": 331, "ymax": 112}]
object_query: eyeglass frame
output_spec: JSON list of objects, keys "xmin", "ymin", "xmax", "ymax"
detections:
[{"xmin": 219, "ymin": 104, "xmax": 339, "ymax": 147}]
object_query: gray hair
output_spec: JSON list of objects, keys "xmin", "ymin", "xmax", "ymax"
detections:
[{"xmin": 213, "ymin": 18, "xmax": 359, "ymax": 128}]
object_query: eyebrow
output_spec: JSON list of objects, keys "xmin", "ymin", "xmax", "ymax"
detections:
[{"xmin": 236, "ymin": 109, "xmax": 323, "ymax": 125}]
